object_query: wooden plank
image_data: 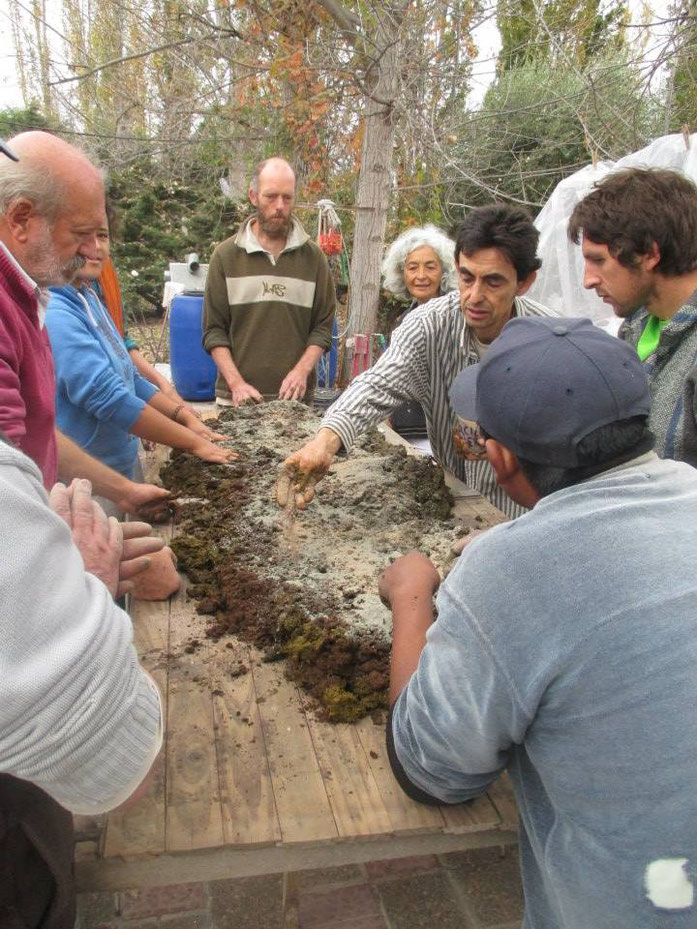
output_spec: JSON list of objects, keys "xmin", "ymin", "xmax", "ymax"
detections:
[
  {"xmin": 453, "ymin": 496, "xmax": 507, "ymax": 528},
  {"xmin": 140, "ymin": 443, "xmax": 170, "ymax": 485},
  {"xmin": 354, "ymin": 716, "xmax": 447, "ymax": 834},
  {"xmin": 440, "ymin": 793, "xmax": 502, "ymax": 834},
  {"xmin": 250, "ymin": 652, "xmax": 338, "ymax": 844},
  {"xmin": 165, "ymin": 677, "xmax": 225, "ymax": 851},
  {"xmin": 355, "ymin": 716, "xmax": 502, "ymax": 837},
  {"xmin": 304, "ymin": 712, "xmax": 392, "ymax": 838},
  {"xmin": 165, "ymin": 581, "xmax": 225, "ymax": 852},
  {"xmin": 103, "ymin": 597, "xmax": 169, "ymax": 858},
  {"xmin": 212, "ymin": 639, "xmax": 281, "ymax": 846},
  {"xmin": 487, "ymin": 771, "xmax": 518, "ymax": 831}
]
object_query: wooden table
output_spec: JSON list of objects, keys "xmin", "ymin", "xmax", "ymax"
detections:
[{"xmin": 75, "ymin": 423, "xmax": 517, "ymax": 892}]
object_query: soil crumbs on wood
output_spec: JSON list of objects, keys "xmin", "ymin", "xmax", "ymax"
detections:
[{"xmin": 161, "ymin": 401, "xmax": 466, "ymax": 722}]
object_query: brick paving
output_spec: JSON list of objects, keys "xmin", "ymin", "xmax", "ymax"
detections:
[{"xmin": 76, "ymin": 845, "xmax": 523, "ymax": 929}]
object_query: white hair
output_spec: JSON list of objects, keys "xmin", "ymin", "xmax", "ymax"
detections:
[
  {"xmin": 381, "ymin": 224, "xmax": 458, "ymax": 299},
  {"xmin": 0, "ymin": 157, "xmax": 66, "ymax": 221}
]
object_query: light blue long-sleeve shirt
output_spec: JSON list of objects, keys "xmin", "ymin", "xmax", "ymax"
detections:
[
  {"xmin": 392, "ymin": 453, "xmax": 697, "ymax": 928},
  {"xmin": 46, "ymin": 284, "xmax": 157, "ymax": 477}
]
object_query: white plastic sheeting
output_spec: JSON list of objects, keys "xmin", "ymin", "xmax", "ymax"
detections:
[{"xmin": 527, "ymin": 132, "xmax": 697, "ymax": 330}]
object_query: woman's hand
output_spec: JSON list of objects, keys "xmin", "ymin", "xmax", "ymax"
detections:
[
  {"xmin": 180, "ymin": 411, "xmax": 228, "ymax": 443},
  {"xmin": 190, "ymin": 435, "xmax": 238, "ymax": 464}
]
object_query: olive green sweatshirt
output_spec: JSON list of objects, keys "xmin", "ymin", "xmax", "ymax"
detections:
[{"xmin": 203, "ymin": 216, "xmax": 336, "ymax": 400}]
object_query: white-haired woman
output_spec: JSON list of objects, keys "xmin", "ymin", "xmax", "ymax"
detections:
[
  {"xmin": 382, "ymin": 225, "xmax": 457, "ymax": 437},
  {"xmin": 382, "ymin": 224, "xmax": 458, "ymax": 307}
]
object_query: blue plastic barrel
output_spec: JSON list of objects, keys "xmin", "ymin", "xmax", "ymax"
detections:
[
  {"xmin": 169, "ymin": 292, "xmax": 217, "ymax": 400},
  {"xmin": 316, "ymin": 317, "xmax": 339, "ymax": 388}
]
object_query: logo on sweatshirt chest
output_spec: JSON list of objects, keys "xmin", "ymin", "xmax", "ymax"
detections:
[
  {"xmin": 226, "ymin": 275, "xmax": 315, "ymax": 308},
  {"xmin": 262, "ymin": 281, "xmax": 287, "ymax": 298}
]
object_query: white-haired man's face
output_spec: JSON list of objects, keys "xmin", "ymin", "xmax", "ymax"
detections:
[{"xmin": 23, "ymin": 196, "xmax": 106, "ymax": 288}]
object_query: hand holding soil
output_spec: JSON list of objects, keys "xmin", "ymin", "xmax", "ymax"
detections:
[
  {"xmin": 118, "ymin": 480, "xmax": 172, "ymax": 519},
  {"xmin": 134, "ymin": 493, "xmax": 177, "ymax": 524},
  {"xmin": 379, "ymin": 551, "xmax": 441, "ymax": 609},
  {"xmin": 277, "ymin": 427, "xmax": 342, "ymax": 509}
]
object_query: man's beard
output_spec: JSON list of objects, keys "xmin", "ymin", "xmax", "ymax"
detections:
[
  {"xmin": 26, "ymin": 222, "xmax": 86, "ymax": 287},
  {"xmin": 256, "ymin": 210, "xmax": 291, "ymax": 240}
]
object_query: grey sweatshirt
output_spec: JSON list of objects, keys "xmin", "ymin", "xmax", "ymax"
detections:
[{"xmin": 392, "ymin": 453, "xmax": 697, "ymax": 927}]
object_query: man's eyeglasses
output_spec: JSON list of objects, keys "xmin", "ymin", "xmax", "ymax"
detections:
[
  {"xmin": 453, "ymin": 416, "xmax": 490, "ymax": 460},
  {"xmin": 0, "ymin": 139, "xmax": 19, "ymax": 162}
]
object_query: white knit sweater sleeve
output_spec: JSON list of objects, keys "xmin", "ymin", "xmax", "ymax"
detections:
[{"xmin": 0, "ymin": 443, "xmax": 162, "ymax": 814}]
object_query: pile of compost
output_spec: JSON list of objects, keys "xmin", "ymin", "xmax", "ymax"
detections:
[{"xmin": 161, "ymin": 401, "xmax": 468, "ymax": 722}]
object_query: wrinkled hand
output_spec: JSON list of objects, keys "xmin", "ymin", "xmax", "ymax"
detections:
[
  {"xmin": 118, "ymin": 521, "xmax": 166, "ymax": 598},
  {"xmin": 50, "ymin": 479, "xmax": 123, "ymax": 597},
  {"xmin": 191, "ymin": 436, "xmax": 238, "ymax": 464},
  {"xmin": 276, "ymin": 433, "xmax": 338, "ymax": 510},
  {"xmin": 128, "ymin": 546, "xmax": 180, "ymax": 601},
  {"xmin": 119, "ymin": 482, "xmax": 172, "ymax": 519},
  {"xmin": 378, "ymin": 551, "xmax": 441, "ymax": 610},
  {"xmin": 278, "ymin": 367, "xmax": 309, "ymax": 402},
  {"xmin": 229, "ymin": 381, "xmax": 263, "ymax": 406}
]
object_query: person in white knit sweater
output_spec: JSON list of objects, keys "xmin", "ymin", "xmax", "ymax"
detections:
[{"xmin": 0, "ymin": 435, "xmax": 163, "ymax": 927}]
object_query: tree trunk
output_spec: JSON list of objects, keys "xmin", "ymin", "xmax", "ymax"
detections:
[{"xmin": 342, "ymin": 20, "xmax": 400, "ymax": 380}]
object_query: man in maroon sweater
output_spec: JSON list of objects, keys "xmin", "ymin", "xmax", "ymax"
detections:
[{"xmin": 0, "ymin": 130, "xmax": 170, "ymax": 513}]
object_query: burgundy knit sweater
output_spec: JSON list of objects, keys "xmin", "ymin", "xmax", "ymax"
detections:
[{"xmin": 0, "ymin": 246, "xmax": 57, "ymax": 488}]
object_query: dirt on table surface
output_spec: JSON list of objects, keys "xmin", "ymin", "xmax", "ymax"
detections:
[{"xmin": 161, "ymin": 401, "xmax": 472, "ymax": 722}]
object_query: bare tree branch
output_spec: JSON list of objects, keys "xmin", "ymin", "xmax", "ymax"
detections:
[{"xmin": 48, "ymin": 30, "xmax": 233, "ymax": 86}]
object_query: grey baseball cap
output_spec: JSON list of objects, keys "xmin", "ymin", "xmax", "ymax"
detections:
[
  {"xmin": 449, "ymin": 317, "xmax": 650, "ymax": 467},
  {"xmin": 0, "ymin": 139, "xmax": 19, "ymax": 161}
]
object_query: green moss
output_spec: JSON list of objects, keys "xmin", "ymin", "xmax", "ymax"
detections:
[
  {"xmin": 275, "ymin": 610, "xmax": 306, "ymax": 642},
  {"xmin": 322, "ymin": 685, "xmax": 363, "ymax": 722},
  {"xmin": 283, "ymin": 622, "xmax": 328, "ymax": 662},
  {"xmin": 321, "ymin": 684, "xmax": 388, "ymax": 723}
]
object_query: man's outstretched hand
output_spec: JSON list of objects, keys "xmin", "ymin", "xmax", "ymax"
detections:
[{"xmin": 276, "ymin": 428, "xmax": 342, "ymax": 510}]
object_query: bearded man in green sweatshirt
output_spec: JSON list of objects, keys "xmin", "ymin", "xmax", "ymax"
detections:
[
  {"xmin": 569, "ymin": 167, "xmax": 697, "ymax": 467},
  {"xmin": 203, "ymin": 157, "xmax": 336, "ymax": 407}
]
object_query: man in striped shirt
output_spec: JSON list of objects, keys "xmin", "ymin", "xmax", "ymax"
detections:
[{"xmin": 279, "ymin": 205, "xmax": 554, "ymax": 518}]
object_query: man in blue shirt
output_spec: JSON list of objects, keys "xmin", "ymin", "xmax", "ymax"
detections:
[{"xmin": 382, "ymin": 317, "xmax": 697, "ymax": 928}]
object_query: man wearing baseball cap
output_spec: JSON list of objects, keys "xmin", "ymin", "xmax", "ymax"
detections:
[{"xmin": 380, "ymin": 317, "xmax": 697, "ymax": 927}]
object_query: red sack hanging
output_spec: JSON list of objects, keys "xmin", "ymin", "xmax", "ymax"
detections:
[{"xmin": 319, "ymin": 229, "xmax": 343, "ymax": 256}]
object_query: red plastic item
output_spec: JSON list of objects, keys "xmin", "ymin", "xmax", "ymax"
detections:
[
  {"xmin": 319, "ymin": 230, "xmax": 343, "ymax": 256},
  {"xmin": 351, "ymin": 334, "xmax": 371, "ymax": 378}
]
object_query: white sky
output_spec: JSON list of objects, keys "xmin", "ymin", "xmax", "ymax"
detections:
[
  {"xmin": 0, "ymin": 14, "xmax": 22, "ymax": 110},
  {"xmin": 0, "ymin": 1, "xmax": 669, "ymax": 116}
]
